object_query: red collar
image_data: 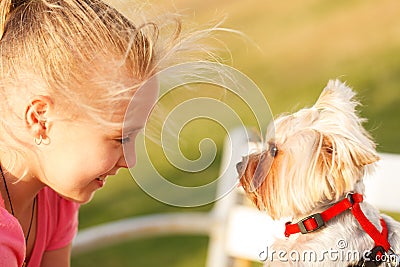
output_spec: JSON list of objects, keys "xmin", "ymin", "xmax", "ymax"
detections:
[{"xmin": 284, "ymin": 193, "xmax": 390, "ymax": 253}]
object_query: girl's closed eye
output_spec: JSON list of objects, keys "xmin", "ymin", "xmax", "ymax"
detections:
[
  {"xmin": 116, "ymin": 136, "xmax": 131, "ymax": 144},
  {"xmin": 115, "ymin": 129, "xmax": 143, "ymax": 144}
]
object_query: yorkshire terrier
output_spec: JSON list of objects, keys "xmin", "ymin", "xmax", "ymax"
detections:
[{"xmin": 236, "ymin": 80, "xmax": 400, "ymax": 266}]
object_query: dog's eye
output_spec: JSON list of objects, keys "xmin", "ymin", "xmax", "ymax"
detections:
[{"xmin": 269, "ymin": 142, "xmax": 278, "ymax": 157}]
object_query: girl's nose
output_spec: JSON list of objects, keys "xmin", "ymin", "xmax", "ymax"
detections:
[
  {"xmin": 121, "ymin": 151, "xmax": 136, "ymax": 168},
  {"xmin": 119, "ymin": 144, "xmax": 137, "ymax": 168}
]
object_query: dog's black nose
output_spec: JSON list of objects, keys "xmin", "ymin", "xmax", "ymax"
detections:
[{"xmin": 236, "ymin": 161, "xmax": 245, "ymax": 176}]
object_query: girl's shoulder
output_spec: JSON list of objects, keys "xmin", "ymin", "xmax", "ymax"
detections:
[{"xmin": 0, "ymin": 205, "xmax": 25, "ymax": 266}]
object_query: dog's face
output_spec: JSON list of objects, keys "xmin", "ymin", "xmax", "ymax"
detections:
[{"xmin": 237, "ymin": 80, "xmax": 379, "ymax": 220}]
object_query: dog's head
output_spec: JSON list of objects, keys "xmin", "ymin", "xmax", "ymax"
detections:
[{"xmin": 237, "ymin": 80, "xmax": 379, "ymax": 219}]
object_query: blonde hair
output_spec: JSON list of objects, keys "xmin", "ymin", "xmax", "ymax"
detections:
[{"xmin": 0, "ymin": 0, "xmax": 221, "ymax": 171}]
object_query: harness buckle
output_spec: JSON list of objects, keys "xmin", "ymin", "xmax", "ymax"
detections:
[
  {"xmin": 346, "ymin": 191, "xmax": 355, "ymax": 205},
  {"xmin": 297, "ymin": 213, "xmax": 325, "ymax": 234}
]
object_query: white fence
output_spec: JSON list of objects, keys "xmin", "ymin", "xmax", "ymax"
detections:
[{"xmin": 72, "ymin": 128, "xmax": 400, "ymax": 266}]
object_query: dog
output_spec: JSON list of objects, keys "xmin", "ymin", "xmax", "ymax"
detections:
[{"xmin": 236, "ymin": 80, "xmax": 400, "ymax": 266}]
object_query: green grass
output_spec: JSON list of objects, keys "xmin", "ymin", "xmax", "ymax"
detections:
[
  {"xmin": 73, "ymin": 0, "xmax": 400, "ymax": 266},
  {"xmin": 72, "ymin": 235, "xmax": 209, "ymax": 267}
]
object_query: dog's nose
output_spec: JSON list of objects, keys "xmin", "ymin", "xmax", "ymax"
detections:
[{"xmin": 236, "ymin": 161, "xmax": 245, "ymax": 176}]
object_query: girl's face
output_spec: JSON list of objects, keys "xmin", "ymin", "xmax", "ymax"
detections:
[{"xmin": 36, "ymin": 82, "xmax": 158, "ymax": 204}]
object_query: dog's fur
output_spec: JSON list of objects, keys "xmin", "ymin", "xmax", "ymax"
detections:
[{"xmin": 237, "ymin": 80, "xmax": 400, "ymax": 266}]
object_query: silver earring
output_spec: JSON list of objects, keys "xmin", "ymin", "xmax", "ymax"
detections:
[
  {"xmin": 34, "ymin": 135, "xmax": 43, "ymax": 145},
  {"xmin": 42, "ymin": 136, "xmax": 50, "ymax": 145},
  {"xmin": 34, "ymin": 135, "xmax": 50, "ymax": 145}
]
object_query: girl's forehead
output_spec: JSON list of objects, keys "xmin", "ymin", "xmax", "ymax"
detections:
[{"xmin": 112, "ymin": 78, "xmax": 159, "ymax": 129}]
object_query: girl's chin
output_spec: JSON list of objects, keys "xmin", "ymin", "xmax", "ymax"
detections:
[{"xmin": 57, "ymin": 191, "xmax": 95, "ymax": 204}]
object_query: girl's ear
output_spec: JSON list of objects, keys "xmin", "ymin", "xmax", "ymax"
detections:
[{"xmin": 25, "ymin": 96, "xmax": 53, "ymax": 140}]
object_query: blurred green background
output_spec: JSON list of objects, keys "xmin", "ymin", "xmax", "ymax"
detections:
[{"xmin": 72, "ymin": 0, "xmax": 400, "ymax": 266}]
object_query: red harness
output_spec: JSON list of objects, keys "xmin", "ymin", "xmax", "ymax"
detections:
[{"xmin": 284, "ymin": 193, "xmax": 391, "ymax": 262}]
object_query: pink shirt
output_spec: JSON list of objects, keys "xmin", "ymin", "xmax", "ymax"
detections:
[{"xmin": 0, "ymin": 186, "xmax": 80, "ymax": 267}]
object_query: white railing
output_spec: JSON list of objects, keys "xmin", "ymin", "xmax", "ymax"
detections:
[
  {"xmin": 364, "ymin": 153, "xmax": 400, "ymax": 212},
  {"xmin": 72, "ymin": 212, "xmax": 214, "ymax": 255},
  {"xmin": 72, "ymin": 128, "xmax": 400, "ymax": 266}
]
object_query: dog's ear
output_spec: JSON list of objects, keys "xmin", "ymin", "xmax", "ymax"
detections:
[
  {"xmin": 311, "ymin": 80, "xmax": 379, "ymax": 183},
  {"xmin": 312, "ymin": 80, "xmax": 371, "ymax": 144},
  {"xmin": 321, "ymin": 134, "xmax": 379, "ymax": 168},
  {"xmin": 314, "ymin": 80, "xmax": 358, "ymax": 113},
  {"xmin": 317, "ymin": 133, "xmax": 379, "ymax": 200}
]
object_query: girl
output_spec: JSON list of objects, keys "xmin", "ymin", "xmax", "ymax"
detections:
[{"xmin": 0, "ymin": 0, "xmax": 212, "ymax": 266}]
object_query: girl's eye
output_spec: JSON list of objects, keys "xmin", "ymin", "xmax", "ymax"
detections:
[
  {"xmin": 116, "ymin": 136, "xmax": 131, "ymax": 144},
  {"xmin": 114, "ymin": 129, "xmax": 142, "ymax": 144}
]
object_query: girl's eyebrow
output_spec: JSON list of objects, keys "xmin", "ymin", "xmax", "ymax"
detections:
[
  {"xmin": 122, "ymin": 127, "xmax": 144, "ymax": 135},
  {"xmin": 109, "ymin": 126, "xmax": 140, "ymax": 136}
]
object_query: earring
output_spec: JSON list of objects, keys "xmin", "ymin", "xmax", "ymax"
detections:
[
  {"xmin": 34, "ymin": 135, "xmax": 43, "ymax": 145},
  {"xmin": 34, "ymin": 135, "xmax": 50, "ymax": 145},
  {"xmin": 42, "ymin": 136, "xmax": 50, "ymax": 145}
]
